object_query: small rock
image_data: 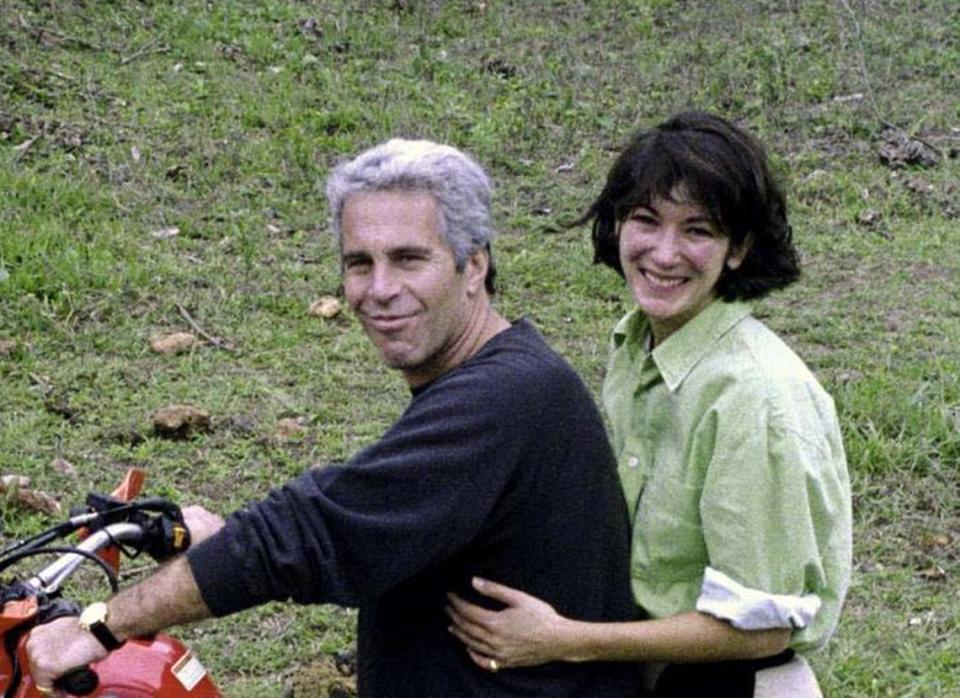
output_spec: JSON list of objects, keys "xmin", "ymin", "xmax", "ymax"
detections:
[
  {"xmin": 856, "ymin": 209, "xmax": 881, "ymax": 227},
  {"xmin": 151, "ymin": 332, "xmax": 198, "ymax": 354},
  {"xmin": 903, "ymin": 174, "xmax": 935, "ymax": 194},
  {"xmin": 309, "ymin": 297, "xmax": 341, "ymax": 319},
  {"xmin": 152, "ymin": 404, "xmax": 211, "ymax": 439},
  {"xmin": 0, "ymin": 475, "xmax": 61, "ymax": 515},
  {"xmin": 1, "ymin": 475, "xmax": 31, "ymax": 489},
  {"xmin": 300, "ymin": 17, "xmax": 323, "ymax": 38},
  {"xmin": 51, "ymin": 457, "xmax": 77, "ymax": 476}
]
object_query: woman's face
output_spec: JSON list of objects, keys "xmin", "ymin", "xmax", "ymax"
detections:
[{"xmin": 618, "ymin": 194, "xmax": 747, "ymax": 345}]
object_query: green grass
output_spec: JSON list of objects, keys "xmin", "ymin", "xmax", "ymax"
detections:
[{"xmin": 1, "ymin": 1, "xmax": 958, "ymax": 695}]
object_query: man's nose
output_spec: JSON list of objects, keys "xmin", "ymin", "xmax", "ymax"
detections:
[{"xmin": 368, "ymin": 265, "xmax": 401, "ymax": 302}]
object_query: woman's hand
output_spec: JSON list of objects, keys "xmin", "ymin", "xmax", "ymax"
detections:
[{"xmin": 445, "ymin": 578, "xmax": 574, "ymax": 670}]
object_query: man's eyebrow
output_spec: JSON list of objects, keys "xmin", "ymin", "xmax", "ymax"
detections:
[
  {"xmin": 341, "ymin": 250, "xmax": 371, "ymax": 263},
  {"xmin": 389, "ymin": 245, "xmax": 433, "ymax": 257}
]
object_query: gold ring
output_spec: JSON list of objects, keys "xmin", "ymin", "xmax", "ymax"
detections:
[
  {"xmin": 489, "ymin": 659, "xmax": 499, "ymax": 673},
  {"xmin": 36, "ymin": 686, "xmax": 56, "ymax": 697}
]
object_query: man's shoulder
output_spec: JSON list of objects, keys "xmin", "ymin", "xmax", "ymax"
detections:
[
  {"xmin": 456, "ymin": 319, "xmax": 581, "ymax": 390},
  {"xmin": 415, "ymin": 320, "xmax": 590, "ymax": 416}
]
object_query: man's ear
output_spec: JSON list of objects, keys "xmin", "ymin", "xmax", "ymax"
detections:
[
  {"xmin": 463, "ymin": 247, "xmax": 489, "ymax": 296},
  {"xmin": 726, "ymin": 233, "xmax": 753, "ymax": 271}
]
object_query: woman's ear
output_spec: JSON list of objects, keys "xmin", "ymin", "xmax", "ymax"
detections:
[{"xmin": 726, "ymin": 233, "xmax": 753, "ymax": 271}]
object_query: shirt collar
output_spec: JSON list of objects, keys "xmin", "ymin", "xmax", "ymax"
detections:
[{"xmin": 613, "ymin": 300, "xmax": 752, "ymax": 392}]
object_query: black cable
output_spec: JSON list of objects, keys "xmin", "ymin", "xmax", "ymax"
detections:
[{"xmin": 0, "ymin": 547, "xmax": 119, "ymax": 592}]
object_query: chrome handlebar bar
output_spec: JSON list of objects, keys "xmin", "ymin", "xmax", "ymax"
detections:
[{"xmin": 25, "ymin": 522, "xmax": 145, "ymax": 594}]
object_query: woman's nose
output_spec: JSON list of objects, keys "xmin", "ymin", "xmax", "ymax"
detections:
[{"xmin": 647, "ymin": 229, "xmax": 682, "ymax": 266}]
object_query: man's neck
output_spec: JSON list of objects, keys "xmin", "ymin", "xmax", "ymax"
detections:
[{"xmin": 404, "ymin": 301, "xmax": 510, "ymax": 389}]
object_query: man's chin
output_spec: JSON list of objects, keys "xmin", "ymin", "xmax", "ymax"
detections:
[{"xmin": 376, "ymin": 346, "xmax": 417, "ymax": 371}]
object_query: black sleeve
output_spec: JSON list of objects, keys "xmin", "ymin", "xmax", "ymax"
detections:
[{"xmin": 187, "ymin": 361, "xmax": 531, "ymax": 617}]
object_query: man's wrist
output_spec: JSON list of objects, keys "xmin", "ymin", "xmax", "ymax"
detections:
[{"xmin": 78, "ymin": 601, "xmax": 125, "ymax": 651}]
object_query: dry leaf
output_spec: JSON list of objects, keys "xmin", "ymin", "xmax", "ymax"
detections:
[
  {"xmin": 275, "ymin": 418, "xmax": 308, "ymax": 439},
  {"xmin": 309, "ymin": 297, "xmax": 341, "ymax": 319},
  {"xmin": 152, "ymin": 404, "xmax": 211, "ymax": 439},
  {"xmin": 13, "ymin": 135, "xmax": 39, "ymax": 154},
  {"xmin": 150, "ymin": 332, "xmax": 198, "ymax": 354},
  {"xmin": 151, "ymin": 226, "xmax": 180, "ymax": 239},
  {"xmin": 917, "ymin": 565, "xmax": 947, "ymax": 581},
  {"xmin": 0, "ymin": 338, "xmax": 16, "ymax": 356},
  {"xmin": 922, "ymin": 533, "xmax": 951, "ymax": 551}
]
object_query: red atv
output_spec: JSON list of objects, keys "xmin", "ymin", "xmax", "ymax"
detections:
[{"xmin": 0, "ymin": 470, "xmax": 222, "ymax": 697}]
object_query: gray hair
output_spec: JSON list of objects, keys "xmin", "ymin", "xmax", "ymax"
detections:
[{"xmin": 325, "ymin": 139, "xmax": 497, "ymax": 292}]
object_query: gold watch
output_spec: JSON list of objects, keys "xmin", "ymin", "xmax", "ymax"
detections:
[{"xmin": 78, "ymin": 602, "xmax": 124, "ymax": 651}]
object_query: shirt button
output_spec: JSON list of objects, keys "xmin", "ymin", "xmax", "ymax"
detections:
[{"xmin": 626, "ymin": 456, "xmax": 639, "ymax": 468}]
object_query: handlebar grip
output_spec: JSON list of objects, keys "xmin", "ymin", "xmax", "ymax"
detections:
[{"xmin": 53, "ymin": 666, "xmax": 99, "ymax": 696}]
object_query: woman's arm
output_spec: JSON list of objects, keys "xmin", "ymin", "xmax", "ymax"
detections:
[{"xmin": 446, "ymin": 578, "xmax": 789, "ymax": 669}]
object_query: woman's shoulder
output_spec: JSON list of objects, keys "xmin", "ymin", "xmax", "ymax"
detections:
[{"xmin": 695, "ymin": 315, "xmax": 835, "ymax": 414}]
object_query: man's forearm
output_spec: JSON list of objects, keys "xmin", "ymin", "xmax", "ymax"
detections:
[
  {"xmin": 107, "ymin": 555, "xmax": 212, "ymax": 640},
  {"xmin": 27, "ymin": 555, "xmax": 214, "ymax": 688}
]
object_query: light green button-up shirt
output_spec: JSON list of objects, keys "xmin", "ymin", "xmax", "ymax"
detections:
[{"xmin": 603, "ymin": 299, "xmax": 852, "ymax": 652}]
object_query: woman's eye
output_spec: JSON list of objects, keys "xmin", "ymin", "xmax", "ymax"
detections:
[{"xmin": 629, "ymin": 212, "xmax": 657, "ymax": 225}]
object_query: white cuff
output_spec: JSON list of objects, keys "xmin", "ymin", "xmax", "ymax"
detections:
[{"xmin": 695, "ymin": 567, "xmax": 821, "ymax": 630}]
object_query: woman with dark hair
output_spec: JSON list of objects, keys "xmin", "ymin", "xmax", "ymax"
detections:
[{"xmin": 447, "ymin": 112, "xmax": 852, "ymax": 697}]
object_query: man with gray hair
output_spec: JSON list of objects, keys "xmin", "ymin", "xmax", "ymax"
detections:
[{"xmin": 28, "ymin": 139, "xmax": 638, "ymax": 696}]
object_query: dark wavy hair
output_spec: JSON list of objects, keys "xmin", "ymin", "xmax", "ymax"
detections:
[{"xmin": 579, "ymin": 111, "xmax": 800, "ymax": 301}]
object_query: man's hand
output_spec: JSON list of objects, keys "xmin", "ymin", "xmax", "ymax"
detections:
[
  {"xmin": 26, "ymin": 616, "xmax": 108, "ymax": 694},
  {"xmin": 182, "ymin": 505, "xmax": 225, "ymax": 546}
]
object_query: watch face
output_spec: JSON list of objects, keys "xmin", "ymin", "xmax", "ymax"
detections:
[
  {"xmin": 81, "ymin": 601, "xmax": 108, "ymax": 627},
  {"xmin": 80, "ymin": 602, "xmax": 123, "ymax": 650}
]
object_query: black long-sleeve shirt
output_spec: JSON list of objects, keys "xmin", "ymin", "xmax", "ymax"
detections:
[{"xmin": 188, "ymin": 320, "xmax": 638, "ymax": 696}]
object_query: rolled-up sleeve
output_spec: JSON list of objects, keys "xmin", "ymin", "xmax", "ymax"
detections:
[{"xmin": 696, "ymin": 376, "xmax": 851, "ymax": 649}]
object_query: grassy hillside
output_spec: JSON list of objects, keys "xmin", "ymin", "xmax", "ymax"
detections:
[{"xmin": 1, "ymin": 1, "xmax": 957, "ymax": 695}]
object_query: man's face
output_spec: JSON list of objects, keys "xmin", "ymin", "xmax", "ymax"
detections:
[{"xmin": 340, "ymin": 189, "xmax": 484, "ymax": 387}]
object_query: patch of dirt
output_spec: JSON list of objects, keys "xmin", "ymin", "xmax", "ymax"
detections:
[
  {"xmin": 877, "ymin": 127, "xmax": 941, "ymax": 169},
  {"xmin": 285, "ymin": 652, "xmax": 356, "ymax": 698}
]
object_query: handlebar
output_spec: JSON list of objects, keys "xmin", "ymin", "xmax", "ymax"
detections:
[{"xmin": 25, "ymin": 523, "xmax": 146, "ymax": 594}]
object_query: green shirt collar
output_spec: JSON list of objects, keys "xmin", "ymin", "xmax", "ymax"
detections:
[{"xmin": 612, "ymin": 300, "xmax": 752, "ymax": 392}]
